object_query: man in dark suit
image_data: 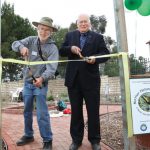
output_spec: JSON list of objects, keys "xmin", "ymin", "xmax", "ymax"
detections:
[{"xmin": 59, "ymin": 14, "xmax": 110, "ymax": 150}]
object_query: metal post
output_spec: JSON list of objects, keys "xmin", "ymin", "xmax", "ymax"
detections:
[{"xmin": 113, "ymin": 0, "xmax": 136, "ymax": 149}]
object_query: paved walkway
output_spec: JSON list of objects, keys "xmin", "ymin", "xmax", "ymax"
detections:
[{"xmin": 2, "ymin": 103, "xmax": 121, "ymax": 150}]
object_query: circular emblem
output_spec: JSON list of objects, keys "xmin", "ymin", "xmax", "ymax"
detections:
[{"xmin": 140, "ymin": 124, "xmax": 147, "ymax": 131}]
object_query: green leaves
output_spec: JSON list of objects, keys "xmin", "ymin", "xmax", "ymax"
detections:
[
  {"xmin": 90, "ymin": 15, "xmax": 107, "ymax": 34},
  {"xmin": 1, "ymin": 2, "xmax": 36, "ymax": 81}
]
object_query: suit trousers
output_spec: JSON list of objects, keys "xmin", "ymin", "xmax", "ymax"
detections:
[{"xmin": 67, "ymin": 73, "xmax": 101, "ymax": 144}]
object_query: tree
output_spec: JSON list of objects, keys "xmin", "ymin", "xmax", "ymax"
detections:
[
  {"xmin": 129, "ymin": 54, "xmax": 146, "ymax": 75},
  {"xmin": 1, "ymin": 2, "xmax": 36, "ymax": 81},
  {"xmin": 103, "ymin": 40, "xmax": 119, "ymax": 76},
  {"xmin": 103, "ymin": 58, "xmax": 119, "ymax": 77},
  {"xmin": 69, "ymin": 23, "xmax": 77, "ymax": 31},
  {"xmin": 90, "ymin": 15, "xmax": 107, "ymax": 34},
  {"xmin": 52, "ymin": 27, "xmax": 68, "ymax": 49},
  {"xmin": 52, "ymin": 27, "xmax": 68, "ymax": 78},
  {"xmin": 104, "ymin": 54, "xmax": 147, "ymax": 77}
]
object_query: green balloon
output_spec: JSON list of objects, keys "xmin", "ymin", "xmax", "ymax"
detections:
[
  {"xmin": 137, "ymin": 0, "xmax": 150, "ymax": 16},
  {"xmin": 124, "ymin": 0, "xmax": 142, "ymax": 10}
]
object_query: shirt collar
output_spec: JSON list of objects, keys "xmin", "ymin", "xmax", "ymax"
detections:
[{"xmin": 80, "ymin": 31, "xmax": 89, "ymax": 37}]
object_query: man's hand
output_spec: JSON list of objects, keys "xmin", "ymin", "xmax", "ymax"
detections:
[
  {"xmin": 86, "ymin": 56, "xmax": 96, "ymax": 64},
  {"xmin": 20, "ymin": 47, "xmax": 29, "ymax": 57},
  {"xmin": 71, "ymin": 46, "xmax": 83, "ymax": 58},
  {"xmin": 33, "ymin": 77, "xmax": 43, "ymax": 88}
]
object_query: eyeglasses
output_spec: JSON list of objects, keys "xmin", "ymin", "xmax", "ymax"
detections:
[{"xmin": 78, "ymin": 20, "xmax": 89, "ymax": 24}]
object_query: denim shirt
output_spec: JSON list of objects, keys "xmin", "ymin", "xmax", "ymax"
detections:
[{"xmin": 12, "ymin": 36, "xmax": 59, "ymax": 82}]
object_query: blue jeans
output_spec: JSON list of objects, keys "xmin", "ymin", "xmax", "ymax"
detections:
[{"xmin": 23, "ymin": 82, "xmax": 52, "ymax": 142}]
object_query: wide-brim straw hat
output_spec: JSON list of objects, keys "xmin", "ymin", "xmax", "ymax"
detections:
[{"xmin": 32, "ymin": 17, "xmax": 57, "ymax": 32}]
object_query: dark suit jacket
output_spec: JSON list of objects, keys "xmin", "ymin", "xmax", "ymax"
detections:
[{"xmin": 59, "ymin": 30, "xmax": 110, "ymax": 89}]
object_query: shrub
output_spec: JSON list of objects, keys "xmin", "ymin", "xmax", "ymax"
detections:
[{"xmin": 47, "ymin": 95, "xmax": 54, "ymax": 101}]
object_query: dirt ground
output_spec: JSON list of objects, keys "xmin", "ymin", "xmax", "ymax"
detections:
[{"xmin": 100, "ymin": 111, "xmax": 124, "ymax": 150}]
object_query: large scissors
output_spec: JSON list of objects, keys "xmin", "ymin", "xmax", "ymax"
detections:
[
  {"xmin": 25, "ymin": 56, "xmax": 42, "ymax": 89},
  {"xmin": 78, "ymin": 53, "xmax": 91, "ymax": 61},
  {"xmin": 25, "ymin": 56, "xmax": 36, "ymax": 82}
]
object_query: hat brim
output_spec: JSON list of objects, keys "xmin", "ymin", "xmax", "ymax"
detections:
[{"xmin": 32, "ymin": 21, "xmax": 57, "ymax": 32}]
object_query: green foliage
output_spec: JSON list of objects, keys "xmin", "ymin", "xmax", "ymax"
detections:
[
  {"xmin": 59, "ymin": 92, "xmax": 69, "ymax": 102},
  {"xmin": 47, "ymin": 91, "xmax": 54, "ymax": 101},
  {"xmin": 60, "ymin": 92, "xmax": 68, "ymax": 97},
  {"xmin": 106, "ymin": 36, "xmax": 114, "ymax": 45},
  {"xmin": 103, "ymin": 54, "xmax": 147, "ymax": 77},
  {"xmin": 1, "ymin": 2, "xmax": 36, "ymax": 81},
  {"xmin": 129, "ymin": 54, "xmax": 146, "ymax": 75},
  {"xmin": 47, "ymin": 95, "xmax": 54, "ymax": 101},
  {"xmin": 90, "ymin": 15, "xmax": 107, "ymax": 34},
  {"xmin": 52, "ymin": 27, "xmax": 68, "ymax": 78},
  {"xmin": 1, "ymin": 2, "xmax": 36, "ymax": 49},
  {"xmin": 104, "ymin": 58, "xmax": 120, "ymax": 77},
  {"xmin": 69, "ymin": 23, "xmax": 77, "ymax": 31},
  {"xmin": 52, "ymin": 27, "xmax": 68, "ymax": 49}
]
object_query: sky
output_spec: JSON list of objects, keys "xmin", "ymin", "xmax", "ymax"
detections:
[{"xmin": 1, "ymin": 0, "xmax": 150, "ymax": 58}]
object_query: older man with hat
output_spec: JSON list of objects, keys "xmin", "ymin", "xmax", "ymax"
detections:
[{"xmin": 12, "ymin": 17, "xmax": 59, "ymax": 150}]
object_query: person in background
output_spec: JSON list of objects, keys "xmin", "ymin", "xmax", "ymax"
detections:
[
  {"xmin": 12, "ymin": 17, "xmax": 59, "ymax": 150},
  {"xmin": 59, "ymin": 14, "xmax": 110, "ymax": 150}
]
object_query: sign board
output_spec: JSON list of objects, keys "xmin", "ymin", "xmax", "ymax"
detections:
[{"xmin": 130, "ymin": 78, "xmax": 150, "ymax": 134}]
